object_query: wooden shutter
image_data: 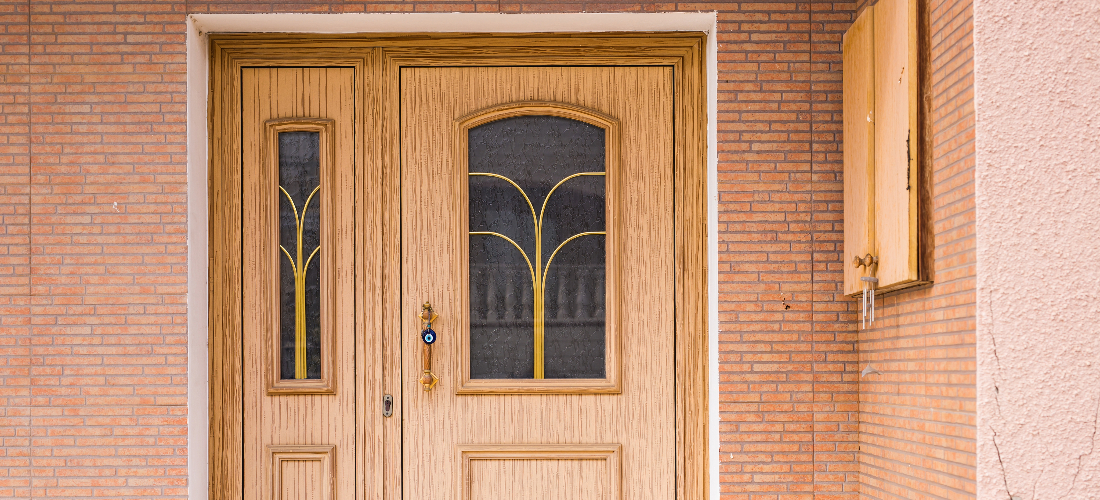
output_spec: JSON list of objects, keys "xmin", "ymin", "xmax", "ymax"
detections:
[
  {"xmin": 842, "ymin": 0, "xmax": 931, "ymax": 296},
  {"xmin": 842, "ymin": 6, "xmax": 876, "ymax": 296},
  {"xmin": 874, "ymin": 0, "xmax": 920, "ymax": 290}
]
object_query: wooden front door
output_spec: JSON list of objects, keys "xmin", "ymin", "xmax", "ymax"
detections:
[
  {"xmin": 211, "ymin": 35, "xmax": 708, "ymax": 500},
  {"xmin": 400, "ymin": 67, "xmax": 676, "ymax": 499}
]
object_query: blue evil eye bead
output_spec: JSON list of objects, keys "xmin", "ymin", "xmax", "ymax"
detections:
[{"xmin": 421, "ymin": 328, "xmax": 436, "ymax": 345}]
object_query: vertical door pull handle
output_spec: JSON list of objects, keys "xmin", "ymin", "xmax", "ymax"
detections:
[{"xmin": 419, "ymin": 302, "xmax": 440, "ymax": 391}]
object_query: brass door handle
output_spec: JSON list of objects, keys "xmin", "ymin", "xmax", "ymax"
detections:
[{"xmin": 418, "ymin": 302, "xmax": 439, "ymax": 391}]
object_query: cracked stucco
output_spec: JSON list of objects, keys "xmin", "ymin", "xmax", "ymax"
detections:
[{"xmin": 974, "ymin": 0, "xmax": 1100, "ymax": 498}]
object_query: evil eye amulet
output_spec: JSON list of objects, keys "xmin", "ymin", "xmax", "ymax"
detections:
[{"xmin": 421, "ymin": 328, "xmax": 437, "ymax": 345}]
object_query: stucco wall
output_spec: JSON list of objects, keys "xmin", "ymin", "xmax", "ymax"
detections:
[{"xmin": 973, "ymin": 0, "xmax": 1100, "ymax": 498}]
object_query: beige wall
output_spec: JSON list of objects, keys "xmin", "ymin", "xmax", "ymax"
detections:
[{"xmin": 974, "ymin": 0, "xmax": 1100, "ymax": 498}]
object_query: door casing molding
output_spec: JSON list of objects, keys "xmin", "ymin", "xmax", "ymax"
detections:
[{"xmin": 190, "ymin": 19, "xmax": 718, "ymax": 500}]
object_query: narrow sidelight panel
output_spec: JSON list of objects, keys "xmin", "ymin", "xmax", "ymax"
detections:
[{"xmin": 263, "ymin": 117, "xmax": 336, "ymax": 395}]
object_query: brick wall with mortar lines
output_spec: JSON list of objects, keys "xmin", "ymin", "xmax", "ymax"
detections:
[
  {"xmin": 714, "ymin": 2, "xmax": 860, "ymax": 499},
  {"xmin": 0, "ymin": 1, "xmax": 973, "ymax": 499},
  {"xmin": 1, "ymin": 0, "xmax": 32, "ymax": 496},
  {"xmin": 852, "ymin": 0, "xmax": 977, "ymax": 498},
  {"xmin": 1, "ymin": 0, "xmax": 190, "ymax": 498}
]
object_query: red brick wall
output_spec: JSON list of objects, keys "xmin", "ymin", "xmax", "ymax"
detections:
[
  {"xmin": 1, "ymin": 1, "xmax": 189, "ymax": 497},
  {"xmin": 713, "ymin": 2, "xmax": 861, "ymax": 499},
  {"xmin": 853, "ymin": 0, "xmax": 977, "ymax": 498},
  {"xmin": 0, "ymin": 0, "xmax": 31, "ymax": 496},
  {"xmin": 0, "ymin": 1, "xmax": 975, "ymax": 499}
]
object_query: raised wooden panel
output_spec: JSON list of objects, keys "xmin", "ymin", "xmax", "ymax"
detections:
[
  {"xmin": 459, "ymin": 445, "xmax": 621, "ymax": 500},
  {"xmin": 874, "ymin": 0, "xmax": 920, "ymax": 289},
  {"xmin": 842, "ymin": 6, "xmax": 876, "ymax": 296},
  {"xmin": 269, "ymin": 445, "xmax": 335, "ymax": 500}
]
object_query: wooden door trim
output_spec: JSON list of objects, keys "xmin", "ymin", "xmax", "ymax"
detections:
[{"xmin": 208, "ymin": 33, "xmax": 708, "ymax": 500}]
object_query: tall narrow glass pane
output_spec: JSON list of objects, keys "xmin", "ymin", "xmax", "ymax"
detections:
[
  {"xmin": 278, "ymin": 131, "xmax": 322, "ymax": 380},
  {"xmin": 468, "ymin": 115, "xmax": 606, "ymax": 380}
]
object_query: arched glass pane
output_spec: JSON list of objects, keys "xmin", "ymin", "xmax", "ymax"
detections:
[{"xmin": 468, "ymin": 115, "xmax": 606, "ymax": 380}]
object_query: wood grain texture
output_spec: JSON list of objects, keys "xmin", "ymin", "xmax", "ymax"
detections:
[
  {"xmin": 874, "ymin": 0, "xmax": 920, "ymax": 289},
  {"xmin": 208, "ymin": 32, "xmax": 706, "ymax": 58},
  {"xmin": 671, "ymin": 35, "xmax": 709, "ymax": 500},
  {"xmin": 452, "ymin": 101, "xmax": 622, "ymax": 395},
  {"xmin": 916, "ymin": 0, "xmax": 935, "ymax": 286},
  {"xmin": 401, "ymin": 66, "xmax": 674, "ymax": 500},
  {"xmin": 241, "ymin": 68, "xmax": 355, "ymax": 500},
  {"xmin": 208, "ymin": 38, "xmax": 243, "ymax": 500},
  {"xmin": 380, "ymin": 38, "xmax": 707, "ymax": 500},
  {"xmin": 354, "ymin": 47, "xmax": 385, "ymax": 500},
  {"xmin": 209, "ymin": 45, "xmax": 381, "ymax": 500},
  {"xmin": 459, "ymin": 444, "xmax": 621, "ymax": 500},
  {"xmin": 843, "ymin": 6, "xmax": 877, "ymax": 296},
  {"xmin": 380, "ymin": 50, "xmax": 404, "ymax": 500}
]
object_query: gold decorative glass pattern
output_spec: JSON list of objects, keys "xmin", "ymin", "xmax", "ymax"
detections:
[
  {"xmin": 468, "ymin": 115, "xmax": 607, "ymax": 380},
  {"xmin": 278, "ymin": 131, "xmax": 322, "ymax": 380}
]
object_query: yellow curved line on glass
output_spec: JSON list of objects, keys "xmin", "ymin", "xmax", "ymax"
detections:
[
  {"xmin": 469, "ymin": 231, "xmax": 536, "ymax": 286},
  {"xmin": 469, "ymin": 173, "xmax": 537, "ymax": 228},
  {"xmin": 538, "ymin": 172, "xmax": 604, "ymax": 230},
  {"xmin": 469, "ymin": 171, "xmax": 605, "ymax": 379},
  {"xmin": 278, "ymin": 185, "xmax": 321, "ymax": 380},
  {"xmin": 542, "ymin": 232, "xmax": 606, "ymax": 289}
]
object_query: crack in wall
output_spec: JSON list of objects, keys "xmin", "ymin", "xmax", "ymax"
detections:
[
  {"xmin": 986, "ymin": 290, "xmax": 1100, "ymax": 498},
  {"xmin": 1068, "ymin": 394, "xmax": 1100, "ymax": 494},
  {"xmin": 990, "ymin": 425, "xmax": 1014, "ymax": 499},
  {"xmin": 986, "ymin": 297, "xmax": 1013, "ymax": 498},
  {"xmin": 1030, "ymin": 463, "xmax": 1047, "ymax": 500}
]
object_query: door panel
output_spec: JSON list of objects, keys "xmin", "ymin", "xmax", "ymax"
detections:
[
  {"xmin": 459, "ymin": 445, "xmax": 621, "ymax": 500},
  {"xmin": 241, "ymin": 67, "xmax": 356, "ymax": 500},
  {"xmin": 401, "ymin": 67, "xmax": 675, "ymax": 500}
]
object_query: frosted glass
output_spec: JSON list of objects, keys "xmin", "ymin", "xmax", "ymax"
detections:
[
  {"xmin": 278, "ymin": 131, "xmax": 322, "ymax": 380},
  {"xmin": 468, "ymin": 115, "xmax": 606, "ymax": 379}
]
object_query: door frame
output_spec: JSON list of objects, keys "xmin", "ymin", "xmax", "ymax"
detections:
[{"xmin": 207, "ymin": 33, "xmax": 708, "ymax": 500}]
